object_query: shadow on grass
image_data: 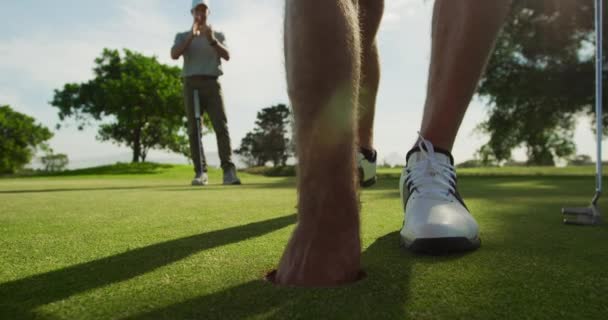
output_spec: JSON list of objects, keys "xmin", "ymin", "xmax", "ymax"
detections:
[
  {"xmin": 108, "ymin": 202, "xmax": 605, "ymax": 319},
  {"xmin": 122, "ymin": 232, "xmax": 417, "ymax": 320},
  {"xmin": 359, "ymin": 174, "xmax": 607, "ymax": 318},
  {"xmin": 4, "ymin": 171, "xmax": 607, "ymax": 319},
  {"xmin": 121, "ymin": 233, "xmax": 471, "ymax": 320},
  {"xmin": 367, "ymin": 174, "xmax": 604, "ymax": 201},
  {"xmin": 121, "ymin": 175, "xmax": 605, "ymax": 319},
  {"xmin": 0, "ymin": 214, "xmax": 296, "ymax": 320}
]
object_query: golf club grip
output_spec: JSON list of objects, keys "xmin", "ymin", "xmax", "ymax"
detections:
[{"xmin": 596, "ymin": 0, "xmax": 603, "ymax": 194}]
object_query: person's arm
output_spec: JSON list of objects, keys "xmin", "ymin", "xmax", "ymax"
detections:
[
  {"xmin": 171, "ymin": 33, "xmax": 193, "ymax": 60},
  {"xmin": 206, "ymin": 28, "xmax": 231, "ymax": 61},
  {"xmin": 171, "ymin": 23, "xmax": 200, "ymax": 60}
]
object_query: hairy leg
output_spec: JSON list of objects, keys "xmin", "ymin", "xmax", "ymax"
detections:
[
  {"xmin": 420, "ymin": 0, "xmax": 512, "ymax": 150},
  {"xmin": 357, "ymin": 0, "xmax": 384, "ymax": 150},
  {"xmin": 272, "ymin": 0, "xmax": 363, "ymax": 287}
]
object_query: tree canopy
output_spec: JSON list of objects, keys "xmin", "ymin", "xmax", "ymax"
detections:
[
  {"xmin": 235, "ymin": 104, "xmax": 293, "ymax": 167},
  {"xmin": 0, "ymin": 105, "xmax": 53, "ymax": 174},
  {"xmin": 478, "ymin": 0, "xmax": 606, "ymax": 165},
  {"xmin": 51, "ymin": 49, "xmax": 208, "ymax": 162}
]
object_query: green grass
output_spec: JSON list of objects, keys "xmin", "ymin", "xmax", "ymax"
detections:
[{"xmin": 1, "ymin": 164, "xmax": 607, "ymax": 319}]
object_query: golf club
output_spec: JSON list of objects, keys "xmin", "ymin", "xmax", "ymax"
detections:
[
  {"xmin": 194, "ymin": 89, "xmax": 206, "ymax": 167},
  {"xmin": 562, "ymin": 0, "xmax": 604, "ymax": 225}
]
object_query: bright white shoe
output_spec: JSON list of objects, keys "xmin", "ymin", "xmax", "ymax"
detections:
[
  {"xmin": 357, "ymin": 148, "xmax": 377, "ymax": 188},
  {"xmin": 191, "ymin": 172, "xmax": 209, "ymax": 186},
  {"xmin": 399, "ymin": 137, "xmax": 480, "ymax": 254}
]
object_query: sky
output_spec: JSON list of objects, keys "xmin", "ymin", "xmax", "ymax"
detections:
[{"xmin": 0, "ymin": 0, "xmax": 605, "ymax": 169}]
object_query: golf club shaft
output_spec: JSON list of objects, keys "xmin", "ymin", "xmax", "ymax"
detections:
[
  {"xmin": 194, "ymin": 90, "xmax": 205, "ymax": 165},
  {"xmin": 595, "ymin": 0, "xmax": 603, "ymax": 199}
]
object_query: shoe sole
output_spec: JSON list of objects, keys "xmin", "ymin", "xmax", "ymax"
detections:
[
  {"xmin": 361, "ymin": 176, "xmax": 377, "ymax": 188},
  {"xmin": 358, "ymin": 168, "xmax": 377, "ymax": 188},
  {"xmin": 400, "ymin": 236, "xmax": 481, "ymax": 255}
]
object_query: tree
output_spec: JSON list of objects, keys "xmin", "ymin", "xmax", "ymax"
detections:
[
  {"xmin": 41, "ymin": 153, "xmax": 69, "ymax": 172},
  {"xmin": 456, "ymin": 159, "xmax": 488, "ymax": 169},
  {"xmin": 235, "ymin": 104, "xmax": 293, "ymax": 167},
  {"xmin": 0, "ymin": 105, "xmax": 53, "ymax": 174},
  {"xmin": 568, "ymin": 154, "xmax": 593, "ymax": 166},
  {"xmin": 477, "ymin": 0, "xmax": 606, "ymax": 165},
  {"xmin": 51, "ymin": 49, "xmax": 208, "ymax": 163},
  {"xmin": 235, "ymin": 132, "xmax": 265, "ymax": 167}
]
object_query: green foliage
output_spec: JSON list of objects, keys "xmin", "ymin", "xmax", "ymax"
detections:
[
  {"xmin": 51, "ymin": 49, "xmax": 203, "ymax": 163},
  {"xmin": 0, "ymin": 105, "xmax": 53, "ymax": 174},
  {"xmin": 235, "ymin": 104, "xmax": 293, "ymax": 167},
  {"xmin": 478, "ymin": 0, "xmax": 604, "ymax": 165},
  {"xmin": 568, "ymin": 154, "xmax": 594, "ymax": 166},
  {"xmin": 456, "ymin": 159, "xmax": 492, "ymax": 169},
  {"xmin": 41, "ymin": 153, "xmax": 69, "ymax": 172},
  {"xmin": 242, "ymin": 165, "xmax": 296, "ymax": 177},
  {"xmin": 50, "ymin": 162, "xmax": 175, "ymax": 177}
]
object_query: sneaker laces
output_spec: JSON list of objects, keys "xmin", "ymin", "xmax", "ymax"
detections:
[{"xmin": 405, "ymin": 134, "xmax": 456, "ymax": 199}]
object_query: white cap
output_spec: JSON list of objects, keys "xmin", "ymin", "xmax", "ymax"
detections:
[{"xmin": 191, "ymin": 0, "xmax": 209, "ymax": 11}]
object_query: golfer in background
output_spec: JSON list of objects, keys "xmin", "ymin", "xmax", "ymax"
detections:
[{"xmin": 171, "ymin": 0, "xmax": 241, "ymax": 186}]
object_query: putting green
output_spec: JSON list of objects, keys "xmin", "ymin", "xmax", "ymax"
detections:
[{"xmin": 1, "ymin": 164, "xmax": 606, "ymax": 319}]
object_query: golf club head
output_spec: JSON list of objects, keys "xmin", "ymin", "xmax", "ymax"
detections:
[{"xmin": 562, "ymin": 205, "xmax": 602, "ymax": 225}]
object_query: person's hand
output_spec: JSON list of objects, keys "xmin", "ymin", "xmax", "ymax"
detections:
[
  {"xmin": 191, "ymin": 21, "xmax": 201, "ymax": 37},
  {"xmin": 204, "ymin": 25, "xmax": 216, "ymax": 42}
]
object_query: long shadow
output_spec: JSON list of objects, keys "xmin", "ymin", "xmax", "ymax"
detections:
[
  {"xmin": 191, "ymin": 176, "xmax": 606, "ymax": 319},
  {"xmin": 0, "ymin": 214, "xmax": 296, "ymax": 320},
  {"xmin": 123, "ymin": 232, "xmax": 421, "ymax": 320},
  {"xmin": 453, "ymin": 176, "xmax": 607, "ymax": 318},
  {"xmin": 361, "ymin": 174, "xmax": 607, "ymax": 319},
  {"xmin": 366, "ymin": 174, "xmax": 604, "ymax": 201},
  {"xmin": 369, "ymin": 172, "xmax": 603, "ymax": 191}
]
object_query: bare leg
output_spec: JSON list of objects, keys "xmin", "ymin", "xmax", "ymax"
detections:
[
  {"xmin": 420, "ymin": 0, "xmax": 512, "ymax": 151},
  {"xmin": 272, "ymin": 0, "xmax": 362, "ymax": 287},
  {"xmin": 357, "ymin": 0, "xmax": 384, "ymax": 150}
]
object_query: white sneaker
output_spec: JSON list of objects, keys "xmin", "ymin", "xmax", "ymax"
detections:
[
  {"xmin": 191, "ymin": 172, "xmax": 209, "ymax": 186},
  {"xmin": 399, "ymin": 136, "xmax": 480, "ymax": 254},
  {"xmin": 357, "ymin": 148, "xmax": 377, "ymax": 188}
]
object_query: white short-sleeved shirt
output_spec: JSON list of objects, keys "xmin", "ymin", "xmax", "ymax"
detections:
[{"xmin": 173, "ymin": 30, "xmax": 227, "ymax": 78}]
